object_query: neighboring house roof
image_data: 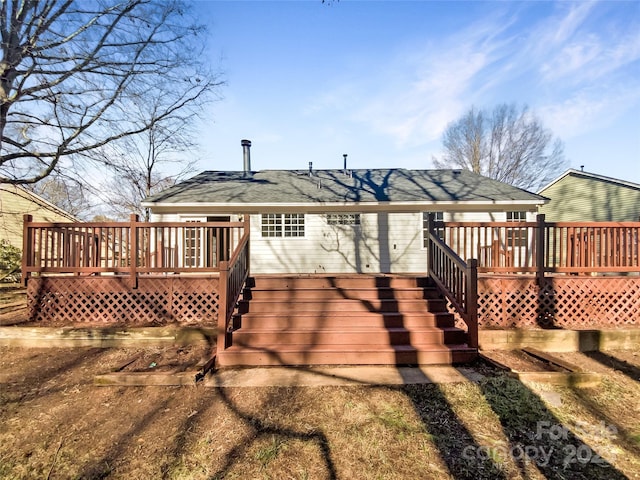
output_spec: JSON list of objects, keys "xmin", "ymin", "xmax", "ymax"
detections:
[
  {"xmin": 537, "ymin": 168, "xmax": 640, "ymax": 194},
  {"xmin": 537, "ymin": 168, "xmax": 640, "ymax": 222},
  {"xmin": 144, "ymin": 169, "xmax": 546, "ymax": 211},
  {"xmin": 0, "ymin": 184, "xmax": 79, "ymax": 248},
  {"xmin": 0, "ymin": 184, "xmax": 79, "ymax": 222}
]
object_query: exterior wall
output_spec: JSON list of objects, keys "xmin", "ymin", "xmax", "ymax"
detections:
[
  {"xmin": 0, "ymin": 185, "xmax": 77, "ymax": 249},
  {"xmin": 249, "ymin": 212, "xmax": 423, "ymax": 274},
  {"xmin": 150, "ymin": 209, "xmax": 537, "ymax": 274},
  {"xmin": 156, "ymin": 210, "xmax": 534, "ymax": 274},
  {"xmin": 539, "ymin": 174, "xmax": 640, "ymax": 222}
]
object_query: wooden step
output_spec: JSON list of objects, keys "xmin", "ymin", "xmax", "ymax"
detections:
[
  {"xmin": 237, "ymin": 298, "xmax": 448, "ymax": 314},
  {"xmin": 216, "ymin": 344, "xmax": 477, "ymax": 366},
  {"xmin": 234, "ymin": 312, "xmax": 456, "ymax": 329},
  {"xmin": 231, "ymin": 327, "xmax": 467, "ymax": 347},
  {"xmin": 249, "ymin": 275, "xmax": 434, "ymax": 289},
  {"xmin": 244, "ymin": 287, "xmax": 442, "ymax": 301},
  {"xmin": 219, "ymin": 274, "xmax": 476, "ymax": 367}
]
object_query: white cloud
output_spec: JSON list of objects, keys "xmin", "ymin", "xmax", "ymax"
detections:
[
  {"xmin": 539, "ymin": 86, "xmax": 640, "ymax": 139},
  {"xmin": 303, "ymin": 1, "xmax": 639, "ymax": 155},
  {"xmin": 344, "ymin": 16, "xmax": 517, "ymax": 148},
  {"xmin": 547, "ymin": 1, "xmax": 596, "ymax": 46}
]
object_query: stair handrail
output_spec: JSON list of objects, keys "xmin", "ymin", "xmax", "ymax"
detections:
[
  {"xmin": 427, "ymin": 213, "xmax": 478, "ymax": 349},
  {"xmin": 217, "ymin": 217, "xmax": 250, "ymax": 353}
]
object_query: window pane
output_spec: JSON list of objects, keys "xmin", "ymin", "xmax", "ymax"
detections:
[
  {"xmin": 261, "ymin": 214, "xmax": 282, "ymax": 237},
  {"xmin": 284, "ymin": 213, "xmax": 305, "ymax": 237},
  {"xmin": 184, "ymin": 221, "xmax": 201, "ymax": 267},
  {"xmin": 327, "ymin": 213, "xmax": 360, "ymax": 225},
  {"xmin": 506, "ymin": 212, "xmax": 528, "ymax": 247}
]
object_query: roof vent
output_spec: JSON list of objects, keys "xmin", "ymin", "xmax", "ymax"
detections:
[
  {"xmin": 309, "ymin": 161, "xmax": 313, "ymax": 176},
  {"xmin": 343, "ymin": 154, "xmax": 348, "ymax": 173},
  {"xmin": 241, "ymin": 139, "xmax": 251, "ymax": 174}
]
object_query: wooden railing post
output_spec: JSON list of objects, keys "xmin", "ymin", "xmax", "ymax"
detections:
[
  {"xmin": 427, "ymin": 212, "xmax": 434, "ymax": 273},
  {"xmin": 129, "ymin": 214, "xmax": 139, "ymax": 289},
  {"xmin": 536, "ymin": 214, "xmax": 546, "ymax": 286},
  {"xmin": 21, "ymin": 214, "xmax": 33, "ymax": 287},
  {"xmin": 218, "ymin": 260, "xmax": 230, "ymax": 353},
  {"xmin": 466, "ymin": 258, "xmax": 478, "ymax": 349}
]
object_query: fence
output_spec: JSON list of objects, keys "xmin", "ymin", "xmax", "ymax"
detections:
[{"xmin": 22, "ymin": 214, "xmax": 248, "ymax": 285}]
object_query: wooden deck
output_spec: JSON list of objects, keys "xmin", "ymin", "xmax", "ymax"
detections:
[{"xmin": 20, "ymin": 214, "xmax": 640, "ymax": 366}]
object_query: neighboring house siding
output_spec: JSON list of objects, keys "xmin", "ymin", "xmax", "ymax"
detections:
[
  {"xmin": 538, "ymin": 174, "xmax": 640, "ymax": 222},
  {"xmin": 0, "ymin": 185, "xmax": 77, "ymax": 249}
]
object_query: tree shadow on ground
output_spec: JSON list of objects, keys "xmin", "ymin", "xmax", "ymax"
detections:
[
  {"xmin": 478, "ymin": 374, "xmax": 628, "ymax": 479},
  {"xmin": 207, "ymin": 383, "xmax": 337, "ymax": 480},
  {"xmin": 403, "ymin": 380, "xmax": 509, "ymax": 480},
  {"xmin": 584, "ymin": 350, "xmax": 640, "ymax": 382}
]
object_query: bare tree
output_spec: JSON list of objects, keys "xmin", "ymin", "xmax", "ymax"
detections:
[
  {"xmin": 434, "ymin": 103, "xmax": 567, "ymax": 191},
  {"xmin": 26, "ymin": 171, "xmax": 91, "ymax": 217},
  {"xmin": 95, "ymin": 91, "xmax": 206, "ymax": 220},
  {"xmin": 0, "ymin": 0, "xmax": 221, "ymax": 186}
]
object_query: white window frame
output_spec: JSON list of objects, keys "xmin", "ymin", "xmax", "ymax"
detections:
[
  {"xmin": 261, "ymin": 213, "xmax": 282, "ymax": 237},
  {"xmin": 422, "ymin": 212, "xmax": 444, "ymax": 248},
  {"xmin": 326, "ymin": 213, "xmax": 361, "ymax": 226},
  {"xmin": 284, "ymin": 213, "xmax": 305, "ymax": 237},
  {"xmin": 179, "ymin": 216, "xmax": 208, "ymax": 268},
  {"xmin": 506, "ymin": 211, "xmax": 528, "ymax": 248},
  {"xmin": 261, "ymin": 213, "xmax": 305, "ymax": 238}
]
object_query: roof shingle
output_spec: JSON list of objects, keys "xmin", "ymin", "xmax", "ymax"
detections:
[{"xmin": 144, "ymin": 169, "xmax": 546, "ymax": 205}]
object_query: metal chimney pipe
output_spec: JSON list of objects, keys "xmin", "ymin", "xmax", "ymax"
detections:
[
  {"xmin": 309, "ymin": 161, "xmax": 313, "ymax": 176},
  {"xmin": 343, "ymin": 154, "xmax": 348, "ymax": 173},
  {"xmin": 241, "ymin": 139, "xmax": 251, "ymax": 173}
]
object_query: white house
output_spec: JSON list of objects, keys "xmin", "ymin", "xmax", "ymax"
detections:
[{"xmin": 143, "ymin": 141, "xmax": 547, "ymax": 274}]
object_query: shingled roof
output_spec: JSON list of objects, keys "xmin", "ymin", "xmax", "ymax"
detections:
[{"xmin": 143, "ymin": 168, "xmax": 546, "ymax": 206}]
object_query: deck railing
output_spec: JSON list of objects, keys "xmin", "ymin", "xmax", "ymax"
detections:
[
  {"xmin": 218, "ymin": 228, "xmax": 250, "ymax": 351},
  {"xmin": 544, "ymin": 222, "xmax": 639, "ymax": 273},
  {"xmin": 440, "ymin": 216, "xmax": 640, "ymax": 276},
  {"xmin": 22, "ymin": 214, "xmax": 249, "ymax": 285},
  {"xmin": 427, "ymin": 214, "xmax": 478, "ymax": 349}
]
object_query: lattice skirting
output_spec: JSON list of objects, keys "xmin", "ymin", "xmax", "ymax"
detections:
[
  {"xmin": 27, "ymin": 276, "xmax": 220, "ymax": 325},
  {"xmin": 476, "ymin": 275, "xmax": 640, "ymax": 329}
]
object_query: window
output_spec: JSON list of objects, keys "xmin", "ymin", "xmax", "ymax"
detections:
[
  {"xmin": 423, "ymin": 212, "xmax": 444, "ymax": 247},
  {"xmin": 506, "ymin": 211, "xmax": 528, "ymax": 247},
  {"xmin": 326, "ymin": 213, "xmax": 361, "ymax": 226},
  {"xmin": 184, "ymin": 220, "xmax": 202, "ymax": 267},
  {"xmin": 261, "ymin": 214, "xmax": 282, "ymax": 237},
  {"xmin": 261, "ymin": 214, "xmax": 305, "ymax": 237},
  {"xmin": 506, "ymin": 211, "xmax": 527, "ymax": 222},
  {"xmin": 284, "ymin": 214, "xmax": 305, "ymax": 237}
]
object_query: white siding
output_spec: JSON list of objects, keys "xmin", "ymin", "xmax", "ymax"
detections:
[
  {"xmin": 249, "ymin": 212, "xmax": 428, "ymax": 274},
  {"xmin": 150, "ymin": 209, "xmax": 539, "ymax": 274}
]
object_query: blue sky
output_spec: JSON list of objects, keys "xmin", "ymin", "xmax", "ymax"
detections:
[{"xmin": 192, "ymin": 0, "xmax": 640, "ymax": 186}]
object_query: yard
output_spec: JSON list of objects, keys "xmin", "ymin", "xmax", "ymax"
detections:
[
  {"xmin": 1, "ymin": 285, "xmax": 640, "ymax": 479},
  {"xmin": 0, "ymin": 343, "xmax": 639, "ymax": 479}
]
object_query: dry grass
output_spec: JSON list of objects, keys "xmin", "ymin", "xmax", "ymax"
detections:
[{"xmin": 1, "ymin": 346, "xmax": 639, "ymax": 479}]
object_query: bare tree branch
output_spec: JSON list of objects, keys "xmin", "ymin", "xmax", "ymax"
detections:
[
  {"xmin": 434, "ymin": 103, "xmax": 567, "ymax": 191},
  {"xmin": 0, "ymin": 0, "xmax": 222, "ymax": 185}
]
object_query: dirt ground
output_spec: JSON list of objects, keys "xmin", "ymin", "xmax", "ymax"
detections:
[
  {"xmin": 0, "ymin": 344, "xmax": 638, "ymax": 480},
  {"xmin": 1, "ymin": 287, "xmax": 639, "ymax": 479}
]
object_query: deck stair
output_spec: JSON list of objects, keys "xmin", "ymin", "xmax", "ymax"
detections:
[{"xmin": 216, "ymin": 275, "xmax": 477, "ymax": 367}]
